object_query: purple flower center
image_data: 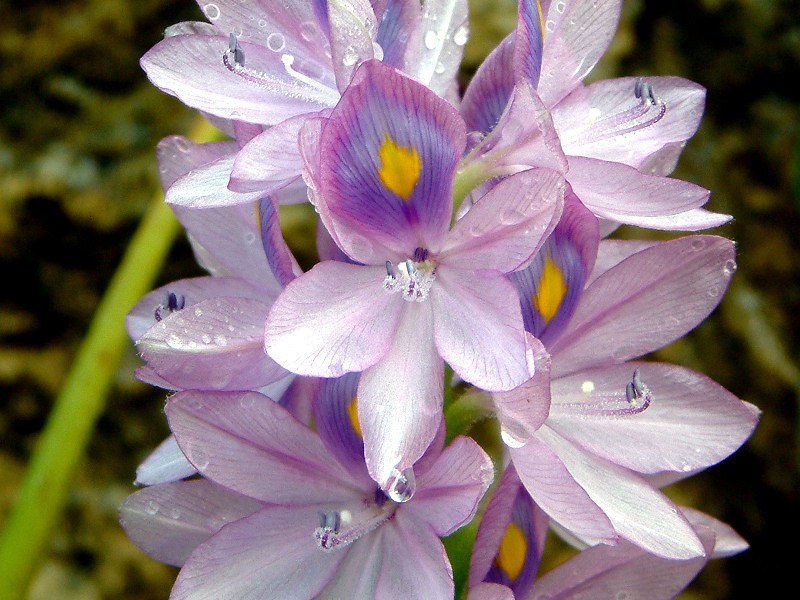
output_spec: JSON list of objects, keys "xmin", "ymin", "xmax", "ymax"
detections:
[{"xmin": 313, "ymin": 494, "xmax": 398, "ymax": 552}]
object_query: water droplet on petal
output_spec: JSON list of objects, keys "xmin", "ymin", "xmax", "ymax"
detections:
[
  {"xmin": 201, "ymin": 334, "xmax": 212, "ymax": 344},
  {"xmin": 214, "ymin": 334, "xmax": 228, "ymax": 347},
  {"xmin": 240, "ymin": 394, "xmax": 255, "ymax": 408},
  {"xmin": 424, "ymin": 30, "xmax": 439, "ymax": 50},
  {"xmin": 690, "ymin": 238, "xmax": 706, "ymax": 251},
  {"xmin": 385, "ymin": 466, "xmax": 416, "ymax": 503},
  {"xmin": 555, "ymin": 1, "xmax": 567, "ymax": 14},
  {"xmin": 723, "ymin": 259, "xmax": 737, "ymax": 275},
  {"xmin": 194, "ymin": 307, "xmax": 203, "ymax": 317},
  {"xmin": 266, "ymin": 32, "xmax": 286, "ymax": 52},
  {"xmin": 434, "ymin": 62, "xmax": 445, "ymax": 74},
  {"xmin": 453, "ymin": 25, "xmax": 469, "ymax": 46},
  {"xmin": 203, "ymin": 3, "xmax": 220, "ymax": 21},
  {"xmin": 342, "ymin": 46, "xmax": 358, "ymax": 66},
  {"xmin": 170, "ymin": 507, "xmax": 182, "ymax": 519},
  {"xmin": 145, "ymin": 500, "xmax": 159, "ymax": 515}
]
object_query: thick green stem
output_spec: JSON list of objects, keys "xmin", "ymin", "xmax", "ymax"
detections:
[{"xmin": 0, "ymin": 118, "xmax": 220, "ymax": 600}]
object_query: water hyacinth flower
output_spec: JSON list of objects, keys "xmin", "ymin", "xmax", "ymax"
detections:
[
  {"xmin": 126, "ymin": 135, "xmax": 304, "ymax": 485},
  {"xmin": 120, "ymin": 382, "xmax": 494, "ymax": 598},
  {"xmin": 489, "ymin": 198, "xmax": 759, "ymax": 558},
  {"xmin": 466, "ymin": 465, "xmax": 748, "ymax": 600},
  {"xmin": 265, "ymin": 59, "xmax": 566, "ymax": 491},
  {"xmin": 143, "ymin": 0, "xmax": 471, "ymax": 209},
  {"xmin": 458, "ymin": 0, "xmax": 728, "ymax": 231}
]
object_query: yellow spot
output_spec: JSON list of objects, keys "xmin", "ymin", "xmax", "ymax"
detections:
[
  {"xmin": 378, "ymin": 135, "xmax": 421, "ymax": 201},
  {"xmin": 495, "ymin": 522, "xmax": 527, "ymax": 582},
  {"xmin": 347, "ymin": 395, "xmax": 362, "ymax": 438},
  {"xmin": 533, "ymin": 253, "xmax": 567, "ymax": 324},
  {"xmin": 536, "ymin": 0, "xmax": 545, "ymax": 41}
]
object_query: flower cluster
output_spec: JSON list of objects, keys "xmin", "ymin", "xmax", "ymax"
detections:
[{"xmin": 120, "ymin": 1, "xmax": 759, "ymax": 598}]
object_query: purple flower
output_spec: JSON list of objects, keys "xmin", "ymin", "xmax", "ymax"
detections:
[
  {"xmin": 142, "ymin": 0, "xmax": 471, "ymax": 209},
  {"xmin": 119, "ymin": 382, "xmax": 493, "ymax": 598},
  {"xmin": 265, "ymin": 59, "xmax": 565, "ymax": 490},
  {"xmin": 488, "ymin": 198, "xmax": 759, "ymax": 558},
  {"xmin": 458, "ymin": 0, "xmax": 728, "ymax": 231},
  {"xmin": 126, "ymin": 135, "xmax": 305, "ymax": 484},
  {"xmin": 468, "ymin": 464, "xmax": 749, "ymax": 600}
]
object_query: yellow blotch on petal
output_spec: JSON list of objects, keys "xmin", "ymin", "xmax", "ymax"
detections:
[
  {"xmin": 378, "ymin": 135, "xmax": 421, "ymax": 201},
  {"xmin": 533, "ymin": 253, "xmax": 567, "ymax": 324},
  {"xmin": 347, "ymin": 395, "xmax": 362, "ymax": 438},
  {"xmin": 536, "ymin": 0, "xmax": 546, "ymax": 41},
  {"xmin": 495, "ymin": 522, "xmax": 527, "ymax": 582}
]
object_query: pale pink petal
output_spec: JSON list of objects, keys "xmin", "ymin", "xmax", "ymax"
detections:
[
  {"xmin": 137, "ymin": 297, "xmax": 286, "ymax": 390},
  {"xmin": 156, "ymin": 137, "xmax": 237, "ymax": 191},
  {"xmin": 166, "ymin": 390, "xmax": 363, "ymax": 504},
  {"xmin": 228, "ymin": 113, "xmax": 310, "ymax": 193},
  {"xmin": 468, "ymin": 583, "xmax": 514, "ymax": 600},
  {"xmin": 135, "ymin": 435, "xmax": 197, "ymax": 486},
  {"xmin": 539, "ymin": 0, "xmax": 623, "ymax": 107},
  {"xmin": 432, "ymin": 268, "xmax": 529, "ymax": 391},
  {"xmin": 328, "ymin": 0, "xmax": 377, "ymax": 91},
  {"xmin": 126, "ymin": 276, "xmax": 263, "ymax": 342},
  {"xmin": 536, "ymin": 427, "xmax": 705, "ymax": 559},
  {"xmin": 166, "ymin": 154, "xmax": 263, "ymax": 208},
  {"xmin": 492, "ymin": 335, "xmax": 551, "ymax": 448},
  {"xmin": 374, "ymin": 513, "xmax": 454, "ymax": 599},
  {"xmin": 265, "ymin": 261, "xmax": 402, "ymax": 377},
  {"xmin": 316, "ymin": 533, "xmax": 382, "ymax": 598},
  {"xmin": 141, "ymin": 34, "xmax": 338, "ymax": 125},
  {"xmin": 406, "ymin": 0, "xmax": 470, "ymax": 96},
  {"xmin": 551, "ymin": 235, "xmax": 736, "ymax": 377},
  {"xmin": 554, "ymin": 76, "xmax": 706, "ymax": 168},
  {"xmin": 532, "ymin": 527, "xmax": 713, "ymax": 599},
  {"xmin": 567, "ymin": 156, "xmax": 710, "ymax": 220},
  {"xmin": 510, "ymin": 435, "xmax": 617, "ymax": 546},
  {"xmin": 442, "ymin": 168, "xmax": 565, "ymax": 272},
  {"xmin": 407, "ymin": 436, "xmax": 494, "ymax": 536},
  {"xmin": 171, "ymin": 506, "xmax": 345, "ymax": 599},
  {"xmin": 587, "ymin": 239, "xmax": 660, "ymax": 286},
  {"xmin": 681, "ymin": 507, "xmax": 749, "ymax": 558},
  {"xmin": 172, "ymin": 202, "xmax": 284, "ymax": 297},
  {"xmin": 359, "ymin": 302, "xmax": 443, "ymax": 487},
  {"xmin": 549, "ymin": 363, "xmax": 760, "ymax": 474},
  {"xmin": 118, "ymin": 480, "xmax": 262, "ymax": 567},
  {"xmin": 617, "ymin": 207, "xmax": 732, "ymax": 231}
]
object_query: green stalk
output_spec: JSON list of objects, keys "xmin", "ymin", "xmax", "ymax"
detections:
[{"xmin": 0, "ymin": 118, "xmax": 220, "ymax": 599}]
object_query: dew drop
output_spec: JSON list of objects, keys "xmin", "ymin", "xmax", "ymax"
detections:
[
  {"xmin": 267, "ymin": 32, "xmax": 286, "ymax": 52},
  {"xmin": 453, "ymin": 25, "xmax": 469, "ymax": 46},
  {"xmin": 203, "ymin": 3, "xmax": 220, "ymax": 21},
  {"xmin": 545, "ymin": 20, "xmax": 556, "ymax": 32},
  {"xmin": 145, "ymin": 500, "xmax": 159, "ymax": 515},
  {"xmin": 170, "ymin": 507, "xmax": 182, "ymax": 519},
  {"xmin": 690, "ymin": 238, "xmax": 706, "ymax": 251},
  {"xmin": 243, "ymin": 231, "xmax": 257, "ymax": 245},
  {"xmin": 214, "ymin": 334, "xmax": 228, "ymax": 347},
  {"xmin": 424, "ymin": 30, "xmax": 439, "ymax": 50},
  {"xmin": 581, "ymin": 380, "xmax": 595, "ymax": 393},
  {"xmin": 385, "ymin": 466, "xmax": 416, "ymax": 503},
  {"xmin": 555, "ymin": 1, "xmax": 567, "ymax": 14},
  {"xmin": 434, "ymin": 61, "xmax": 445, "ymax": 74},
  {"xmin": 500, "ymin": 209, "xmax": 525, "ymax": 225},
  {"xmin": 258, "ymin": 19, "xmax": 267, "ymax": 28},
  {"xmin": 342, "ymin": 47, "xmax": 358, "ymax": 66},
  {"xmin": 194, "ymin": 307, "xmax": 203, "ymax": 317},
  {"xmin": 723, "ymin": 259, "xmax": 737, "ymax": 275},
  {"xmin": 166, "ymin": 334, "xmax": 182, "ymax": 349},
  {"xmin": 240, "ymin": 394, "xmax": 255, "ymax": 408},
  {"xmin": 201, "ymin": 334, "xmax": 212, "ymax": 344}
]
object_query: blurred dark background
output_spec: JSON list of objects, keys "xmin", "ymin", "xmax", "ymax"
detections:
[{"xmin": 1, "ymin": 0, "xmax": 797, "ymax": 597}]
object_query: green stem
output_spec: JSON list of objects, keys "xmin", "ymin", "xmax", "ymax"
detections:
[
  {"xmin": 0, "ymin": 118, "xmax": 220, "ymax": 599},
  {"xmin": 451, "ymin": 157, "xmax": 493, "ymax": 222},
  {"xmin": 444, "ymin": 390, "xmax": 494, "ymax": 445}
]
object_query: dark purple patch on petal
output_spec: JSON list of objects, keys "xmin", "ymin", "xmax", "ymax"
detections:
[
  {"xmin": 320, "ymin": 60, "xmax": 465, "ymax": 256},
  {"xmin": 514, "ymin": 0, "xmax": 544, "ymax": 89},
  {"xmin": 461, "ymin": 36, "xmax": 515, "ymax": 134},
  {"xmin": 259, "ymin": 197, "xmax": 300, "ymax": 287}
]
